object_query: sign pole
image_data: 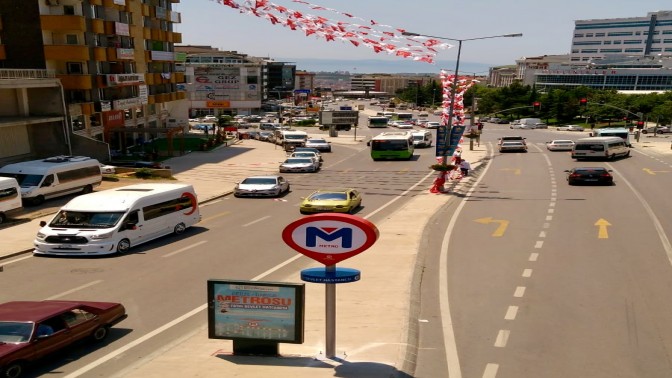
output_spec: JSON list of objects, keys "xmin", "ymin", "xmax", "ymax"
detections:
[{"xmin": 325, "ymin": 264, "xmax": 336, "ymax": 358}]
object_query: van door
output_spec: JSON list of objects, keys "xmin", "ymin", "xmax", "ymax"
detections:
[
  {"xmin": 118, "ymin": 210, "xmax": 144, "ymax": 246},
  {"xmin": 140, "ymin": 205, "xmax": 171, "ymax": 241}
]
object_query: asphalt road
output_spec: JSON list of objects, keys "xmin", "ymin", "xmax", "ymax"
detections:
[{"xmin": 413, "ymin": 124, "xmax": 672, "ymax": 378}]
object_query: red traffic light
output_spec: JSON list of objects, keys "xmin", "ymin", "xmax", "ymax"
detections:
[
  {"xmin": 637, "ymin": 121, "xmax": 644, "ymax": 126},
  {"xmin": 533, "ymin": 102, "xmax": 540, "ymax": 106},
  {"xmin": 579, "ymin": 98, "xmax": 587, "ymax": 106}
]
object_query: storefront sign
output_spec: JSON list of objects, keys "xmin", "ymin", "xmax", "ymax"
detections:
[
  {"xmin": 206, "ymin": 100, "xmax": 231, "ymax": 108},
  {"xmin": 106, "ymin": 73, "xmax": 144, "ymax": 86}
]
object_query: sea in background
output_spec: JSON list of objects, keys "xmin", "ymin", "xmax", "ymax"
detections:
[{"xmin": 277, "ymin": 57, "xmax": 497, "ymax": 74}]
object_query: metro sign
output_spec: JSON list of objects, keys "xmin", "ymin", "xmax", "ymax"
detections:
[{"xmin": 282, "ymin": 214, "xmax": 379, "ymax": 265}]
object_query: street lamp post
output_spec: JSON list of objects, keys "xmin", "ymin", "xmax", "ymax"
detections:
[{"xmin": 403, "ymin": 32, "xmax": 522, "ymax": 165}]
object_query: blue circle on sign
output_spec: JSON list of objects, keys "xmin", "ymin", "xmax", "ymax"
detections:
[{"xmin": 301, "ymin": 267, "xmax": 361, "ymax": 284}]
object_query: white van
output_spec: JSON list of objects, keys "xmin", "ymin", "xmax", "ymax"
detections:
[
  {"xmin": 0, "ymin": 177, "xmax": 22, "ymax": 224},
  {"xmin": 572, "ymin": 137, "xmax": 631, "ymax": 160},
  {"xmin": 275, "ymin": 130, "xmax": 308, "ymax": 147},
  {"xmin": 34, "ymin": 183, "xmax": 201, "ymax": 256},
  {"xmin": 411, "ymin": 130, "xmax": 433, "ymax": 148},
  {"xmin": 0, "ymin": 156, "xmax": 102, "ymax": 205}
]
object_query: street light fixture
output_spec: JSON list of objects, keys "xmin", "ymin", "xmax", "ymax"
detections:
[{"xmin": 403, "ymin": 31, "xmax": 522, "ymax": 164}]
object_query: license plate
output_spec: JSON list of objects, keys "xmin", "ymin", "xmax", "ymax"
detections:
[
  {"xmin": 584, "ymin": 179, "xmax": 598, "ymax": 182},
  {"xmin": 316, "ymin": 207, "xmax": 331, "ymax": 211}
]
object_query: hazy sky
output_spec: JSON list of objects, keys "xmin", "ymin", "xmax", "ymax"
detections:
[{"xmin": 174, "ymin": 1, "xmax": 671, "ymax": 72}]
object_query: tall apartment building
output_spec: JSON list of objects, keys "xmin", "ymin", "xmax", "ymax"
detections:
[
  {"xmin": 0, "ymin": 0, "xmax": 185, "ymax": 162},
  {"xmin": 571, "ymin": 10, "xmax": 672, "ymax": 63}
]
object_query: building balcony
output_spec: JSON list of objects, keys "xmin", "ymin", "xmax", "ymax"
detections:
[
  {"xmin": 44, "ymin": 45, "xmax": 90, "ymax": 61},
  {"xmin": 93, "ymin": 47, "xmax": 107, "ymax": 61},
  {"xmin": 103, "ymin": 0, "xmax": 125, "ymax": 8},
  {"xmin": 57, "ymin": 74, "xmax": 93, "ymax": 90},
  {"xmin": 90, "ymin": 19, "xmax": 105, "ymax": 34},
  {"xmin": 174, "ymin": 72, "xmax": 185, "ymax": 83},
  {"xmin": 89, "ymin": 0, "xmax": 102, "ymax": 5},
  {"xmin": 176, "ymin": 91, "xmax": 186, "ymax": 100},
  {"xmin": 168, "ymin": 31, "xmax": 182, "ymax": 44},
  {"xmin": 40, "ymin": 15, "xmax": 86, "ymax": 32},
  {"xmin": 151, "ymin": 29, "xmax": 166, "ymax": 41}
]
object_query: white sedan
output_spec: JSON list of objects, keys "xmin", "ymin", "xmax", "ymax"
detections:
[
  {"xmin": 546, "ymin": 139, "xmax": 576, "ymax": 151},
  {"xmin": 233, "ymin": 175, "xmax": 290, "ymax": 197},
  {"xmin": 99, "ymin": 164, "xmax": 117, "ymax": 175},
  {"xmin": 557, "ymin": 125, "xmax": 584, "ymax": 131}
]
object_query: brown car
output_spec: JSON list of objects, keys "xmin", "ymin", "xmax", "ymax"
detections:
[{"xmin": 0, "ymin": 300, "xmax": 127, "ymax": 378}]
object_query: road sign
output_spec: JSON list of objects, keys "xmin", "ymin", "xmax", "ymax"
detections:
[
  {"xmin": 301, "ymin": 267, "xmax": 361, "ymax": 284},
  {"xmin": 282, "ymin": 214, "xmax": 379, "ymax": 265}
]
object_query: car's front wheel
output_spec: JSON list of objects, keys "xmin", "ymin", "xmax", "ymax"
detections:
[
  {"xmin": 174, "ymin": 223, "xmax": 186, "ymax": 235},
  {"xmin": 3, "ymin": 361, "xmax": 24, "ymax": 378},
  {"xmin": 91, "ymin": 326, "xmax": 109, "ymax": 342},
  {"xmin": 116, "ymin": 239, "xmax": 131, "ymax": 254}
]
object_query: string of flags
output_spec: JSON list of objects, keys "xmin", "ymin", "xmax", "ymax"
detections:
[{"xmin": 209, "ymin": 0, "xmax": 452, "ymax": 63}]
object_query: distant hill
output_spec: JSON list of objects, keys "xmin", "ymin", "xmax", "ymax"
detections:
[{"xmin": 278, "ymin": 57, "xmax": 495, "ymax": 75}]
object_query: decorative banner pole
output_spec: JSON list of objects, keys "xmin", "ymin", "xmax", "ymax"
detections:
[{"xmin": 283, "ymin": 213, "xmax": 379, "ymax": 359}]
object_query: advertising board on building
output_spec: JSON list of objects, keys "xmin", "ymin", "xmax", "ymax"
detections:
[
  {"xmin": 207, "ymin": 280, "xmax": 304, "ymax": 343},
  {"xmin": 116, "ymin": 48, "xmax": 134, "ymax": 60},
  {"xmin": 114, "ymin": 22, "xmax": 129, "ymax": 36},
  {"xmin": 206, "ymin": 100, "xmax": 231, "ymax": 108},
  {"xmin": 319, "ymin": 110, "xmax": 359, "ymax": 126},
  {"xmin": 106, "ymin": 73, "xmax": 144, "ymax": 86},
  {"xmin": 113, "ymin": 97, "xmax": 142, "ymax": 110}
]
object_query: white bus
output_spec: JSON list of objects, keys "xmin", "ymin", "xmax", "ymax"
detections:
[
  {"xmin": 368, "ymin": 116, "xmax": 389, "ymax": 128},
  {"xmin": 34, "ymin": 183, "xmax": 201, "ymax": 256},
  {"xmin": 0, "ymin": 155, "xmax": 102, "ymax": 205},
  {"xmin": 593, "ymin": 127, "xmax": 631, "ymax": 146}
]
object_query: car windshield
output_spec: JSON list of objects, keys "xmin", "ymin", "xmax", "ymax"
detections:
[
  {"xmin": 0, "ymin": 173, "xmax": 43, "ymax": 187},
  {"xmin": 241, "ymin": 178, "xmax": 277, "ymax": 185},
  {"xmin": 49, "ymin": 210, "xmax": 126, "ymax": 228},
  {"xmin": 308, "ymin": 139, "xmax": 326, "ymax": 144},
  {"xmin": 0, "ymin": 321, "xmax": 34, "ymax": 343},
  {"xmin": 575, "ymin": 168, "xmax": 606, "ymax": 174},
  {"xmin": 309, "ymin": 192, "xmax": 348, "ymax": 201},
  {"xmin": 295, "ymin": 148, "xmax": 319, "ymax": 153},
  {"xmin": 285, "ymin": 158, "xmax": 313, "ymax": 164}
]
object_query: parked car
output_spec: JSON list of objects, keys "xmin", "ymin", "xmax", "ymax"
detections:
[
  {"xmin": 641, "ymin": 126, "xmax": 671, "ymax": 134},
  {"xmin": 425, "ymin": 121, "xmax": 441, "ymax": 129},
  {"xmin": 257, "ymin": 131, "xmax": 274, "ymax": 141},
  {"xmin": 279, "ymin": 157, "xmax": 319, "ymax": 173},
  {"xmin": 304, "ymin": 138, "xmax": 332, "ymax": 152},
  {"xmin": 557, "ymin": 124, "xmax": 584, "ymax": 131},
  {"xmin": 546, "ymin": 139, "xmax": 576, "ymax": 151},
  {"xmin": 99, "ymin": 164, "xmax": 117, "ymax": 175},
  {"xmin": 0, "ymin": 300, "xmax": 127, "ymax": 378},
  {"xmin": 499, "ymin": 141, "xmax": 528, "ymax": 153},
  {"xmin": 299, "ymin": 188, "xmax": 362, "ymax": 214},
  {"xmin": 233, "ymin": 175, "xmax": 290, "ymax": 197},
  {"xmin": 565, "ymin": 167, "xmax": 614, "ymax": 185}
]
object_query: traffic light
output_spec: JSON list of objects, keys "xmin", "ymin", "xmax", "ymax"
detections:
[
  {"xmin": 637, "ymin": 121, "xmax": 644, "ymax": 129},
  {"xmin": 533, "ymin": 102, "xmax": 541, "ymax": 111},
  {"xmin": 579, "ymin": 98, "xmax": 588, "ymax": 107}
]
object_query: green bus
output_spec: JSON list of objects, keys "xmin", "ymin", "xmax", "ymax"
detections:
[
  {"xmin": 368, "ymin": 116, "xmax": 389, "ymax": 128},
  {"xmin": 369, "ymin": 131, "xmax": 415, "ymax": 161}
]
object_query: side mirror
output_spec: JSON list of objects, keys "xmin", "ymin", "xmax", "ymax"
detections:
[
  {"xmin": 366, "ymin": 141, "xmax": 371, "ymax": 146},
  {"xmin": 39, "ymin": 221, "xmax": 46, "ymax": 227}
]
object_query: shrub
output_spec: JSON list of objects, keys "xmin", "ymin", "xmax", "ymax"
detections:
[{"xmin": 134, "ymin": 168, "xmax": 154, "ymax": 178}]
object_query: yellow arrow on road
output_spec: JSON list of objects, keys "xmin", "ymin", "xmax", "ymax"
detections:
[
  {"xmin": 594, "ymin": 218, "xmax": 611, "ymax": 239},
  {"xmin": 643, "ymin": 168, "xmax": 669, "ymax": 175},
  {"xmin": 474, "ymin": 217, "xmax": 510, "ymax": 237},
  {"xmin": 500, "ymin": 168, "xmax": 521, "ymax": 175}
]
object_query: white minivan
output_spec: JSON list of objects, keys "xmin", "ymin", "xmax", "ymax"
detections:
[
  {"xmin": 571, "ymin": 137, "xmax": 631, "ymax": 160},
  {"xmin": 0, "ymin": 156, "xmax": 102, "ymax": 205},
  {"xmin": 34, "ymin": 183, "xmax": 201, "ymax": 256},
  {"xmin": 0, "ymin": 177, "xmax": 22, "ymax": 224},
  {"xmin": 411, "ymin": 130, "xmax": 433, "ymax": 148}
]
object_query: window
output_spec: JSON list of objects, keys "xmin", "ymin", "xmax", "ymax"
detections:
[
  {"xmin": 143, "ymin": 196, "xmax": 194, "ymax": 221},
  {"xmin": 56, "ymin": 166, "xmax": 101, "ymax": 183},
  {"xmin": 66, "ymin": 34, "xmax": 78, "ymax": 45},
  {"xmin": 66, "ymin": 62, "xmax": 83, "ymax": 74},
  {"xmin": 0, "ymin": 186, "xmax": 18, "ymax": 201},
  {"xmin": 64, "ymin": 5, "xmax": 75, "ymax": 15}
]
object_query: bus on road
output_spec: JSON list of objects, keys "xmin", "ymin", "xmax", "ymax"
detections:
[
  {"xmin": 368, "ymin": 116, "xmax": 389, "ymax": 128},
  {"xmin": 593, "ymin": 127, "xmax": 631, "ymax": 146},
  {"xmin": 369, "ymin": 131, "xmax": 415, "ymax": 161}
]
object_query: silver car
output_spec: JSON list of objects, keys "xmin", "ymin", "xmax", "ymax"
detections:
[
  {"xmin": 279, "ymin": 158, "xmax": 319, "ymax": 173},
  {"xmin": 304, "ymin": 138, "xmax": 332, "ymax": 152},
  {"xmin": 234, "ymin": 175, "xmax": 290, "ymax": 197}
]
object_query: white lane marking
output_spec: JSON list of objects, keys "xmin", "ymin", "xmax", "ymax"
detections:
[
  {"xmin": 66, "ymin": 159, "xmax": 437, "ymax": 377},
  {"xmin": 439, "ymin": 144, "xmax": 496, "ymax": 378},
  {"xmin": 545, "ymin": 215, "xmax": 553, "ymax": 221},
  {"xmin": 606, "ymin": 162, "xmax": 672, "ymax": 267},
  {"xmin": 549, "ymin": 201, "xmax": 556, "ymax": 207},
  {"xmin": 64, "ymin": 303, "xmax": 207, "ymax": 378},
  {"xmin": 162, "ymin": 241, "xmax": 208, "ymax": 258},
  {"xmin": 45, "ymin": 280, "xmax": 103, "ymax": 300},
  {"xmin": 543, "ymin": 222, "xmax": 551, "ymax": 229},
  {"xmin": 494, "ymin": 330, "xmax": 510, "ymax": 347},
  {"xmin": 483, "ymin": 363, "xmax": 499, "ymax": 378},
  {"xmin": 242, "ymin": 215, "xmax": 271, "ymax": 227},
  {"xmin": 514, "ymin": 286, "xmax": 526, "ymax": 298},
  {"xmin": 547, "ymin": 208, "xmax": 554, "ymax": 214},
  {"xmin": 529, "ymin": 253, "xmax": 539, "ymax": 262},
  {"xmin": 522, "ymin": 269, "xmax": 533, "ymax": 277},
  {"xmin": 538, "ymin": 231, "xmax": 546, "ymax": 238},
  {"xmin": 504, "ymin": 306, "xmax": 518, "ymax": 320},
  {"xmin": 534, "ymin": 241, "xmax": 544, "ymax": 249},
  {"xmin": 0, "ymin": 255, "xmax": 32, "ymax": 266}
]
